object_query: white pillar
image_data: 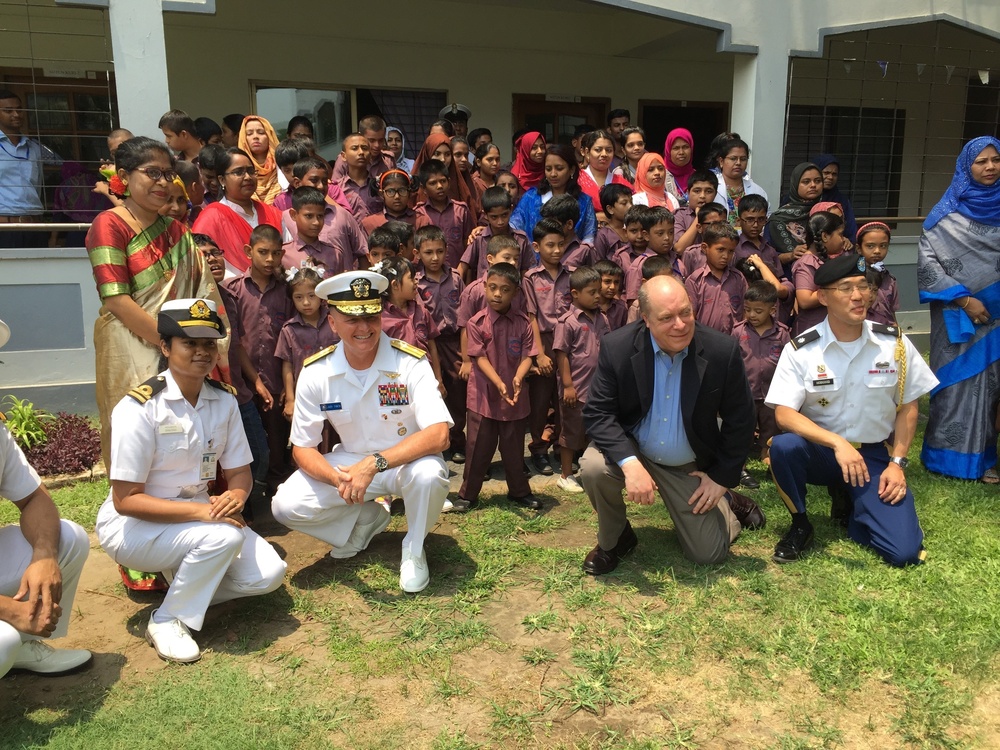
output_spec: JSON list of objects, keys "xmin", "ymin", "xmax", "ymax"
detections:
[
  {"xmin": 730, "ymin": 48, "xmax": 790, "ymax": 204},
  {"xmin": 107, "ymin": 0, "xmax": 170, "ymax": 139}
]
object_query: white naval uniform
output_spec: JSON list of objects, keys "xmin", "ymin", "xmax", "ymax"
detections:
[
  {"xmin": 0, "ymin": 422, "xmax": 89, "ymax": 677},
  {"xmin": 272, "ymin": 333, "xmax": 453, "ymax": 558},
  {"xmin": 96, "ymin": 370, "xmax": 286, "ymax": 631}
]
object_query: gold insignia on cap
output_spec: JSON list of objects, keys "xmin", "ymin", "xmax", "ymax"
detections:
[
  {"xmin": 189, "ymin": 300, "xmax": 211, "ymax": 319},
  {"xmin": 351, "ymin": 278, "xmax": 372, "ymax": 299}
]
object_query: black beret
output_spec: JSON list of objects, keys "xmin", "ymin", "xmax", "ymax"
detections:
[{"xmin": 814, "ymin": 253, "xmax": 867, "ymax": 287}]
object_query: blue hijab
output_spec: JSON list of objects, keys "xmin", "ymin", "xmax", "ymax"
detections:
[{"xmin": 923, "ymin": 135, "xmax": 1000, "ymax": 230}]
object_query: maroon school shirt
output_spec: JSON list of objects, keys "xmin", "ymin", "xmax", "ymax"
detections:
[
  {"xmin": 523, "ymin": 265, "xmax": 573, "ymax": 333},
  {"xmin": 603, "ymin": 297, "xmax": 629, "ymax": 331},
  {"xmin": 867, "ymin": 271, "xmax": 899, "ymax": 325},
  {"xmin": 735, "ymin": 234, "xmax": 794, "ymax": 320},
  {"xmin": 336, "ymin": 175, "xmax": 379, "ymax": 220},
  {"xmin": 361, "ymin": 207, "xmax": 419, "ymax": 237},
  {"xmin": 673, "ymin": 206, "xmax": 696, "ymax": 243},
  {"xmin": 682, "ymin": 244, "xmax": 707, "ymax": 277},
  {"xmin": 553, "ymin": 306, "xmax": 609, "ymax": 402},
  {"xmin": 380, "ymin": 298, "xmax": 440, "ymax": 353},
  {"xmin": 466, "ymin": 307, "xmax": 537, "ymax": 421},
  {"xmin": 282, "ymin": 205, "xmax": 367, "ymax": 268},
  {"xmin": 561, "ymin": 238, "xmax": 596, "ymax": 271},
  {"xmin": 280, "ymin": 236, "xmax": 347, "ymax": 277},
  {"xmin": 684, "ymin": 265, "xmax": 748, "ymax": 335},
  {"xmin": 611, "ymin": 243, "xmax": 643, "ymax": 275},
  {"xmin": 460, "ymin": 225, "xmax": 534, "ymax": 278},
  {"xmin": 791, "ymin": 252, "xmax": 826, "ymax": 335},
  {"xmin": 274, "ymin": 307, "xmax": 339, "ymax": 388},
  {"xmin": 416, "ymin": 265, "xmax": 464, "ymax": 336},
  {"xmin": 732, "ymin": 318, "xmax": 790, "ymax": 400},
  {"xmin": 457, "ymin": 277, "xmax": 527, "ymax": 327},
  {"xmin": 415, "ymin": 200, "xmax": 476, "ymax": 268},
  {"xmin": 217, "ymin": 285, "xmax": 253, "ymax": 405},
  {"xmin": 221, "ymin": 274, "xmax": 294, "ymax": 394},
  {"xmin": 593, "ymin": 226, "xmax": 626, "ymax": 261},
  {"xmin": 624, "ymin": 252, "xmax": 683, "ymax": 301}
]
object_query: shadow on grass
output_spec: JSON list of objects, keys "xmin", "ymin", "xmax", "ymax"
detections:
[{"xmin": 1, "ymin": 651, "xmax": 126, "ymax": 747}]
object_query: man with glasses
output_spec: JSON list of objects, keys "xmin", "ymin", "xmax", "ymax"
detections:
[
  {"xmin": 766, "ymin": 253, "xmax": 938, "ymax": 566},
  {"xmin": 0, "ymin": 90, "xmax": 62, "ymax": 248}
]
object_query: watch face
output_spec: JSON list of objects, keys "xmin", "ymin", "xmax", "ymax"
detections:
[{"xmin": 893, "ymin": 457, "xmax": 909, "ymax": 468}]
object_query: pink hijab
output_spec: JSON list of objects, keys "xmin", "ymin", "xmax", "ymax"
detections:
[
  {"xmin": 664, "ymin": 128, "xmax": 695, "ymax": 194},
  {"xmin": 810, "ymin": 201, "xmax": 843, "ymax": 215},
  {"xmin": 511, "ymin": 131, "xmax": 546, "ymax": 192}
]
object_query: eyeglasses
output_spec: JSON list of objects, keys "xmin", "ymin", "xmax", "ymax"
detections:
[
  {"xmin": 135, "ymin": 167, "xmax": 178, "ymax": 182},
  {"xmin": 823, "ymin": 282, "xmax": 872, "ymax": 295},
  {"xmin": 382, "ymin": 187, "xmax": 410, "ymax": 197},
  {"xmin": 225, "ymin": 167, "xmax": 257, "ymax": 178},
  {"xmin": 740, "ymin": 216, "xmax": 767, "ymax": 225},
  {"xmin": 201, "ymin": 248, "xmax": 225, "ymax": 258},
  {"xmin": 724, "ymin": 156, "xmax": 748, "ymax": 164}
]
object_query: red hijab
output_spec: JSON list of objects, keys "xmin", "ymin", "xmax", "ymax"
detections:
[
  {"xmin": 664, "ymin": 128, "xmax": 695, "ymax": 194},
  {"xmin": 411, "ymin": 133, "xmax": 474, "ymax": 208},
  {"xmin": 511, "ymin": 131, "xmax": 546, "ymax": 192}
]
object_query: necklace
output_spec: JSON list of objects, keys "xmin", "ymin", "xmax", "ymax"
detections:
[{"xmin": 122, "ymin": 201, "xmax": 155, "ymax": 243}]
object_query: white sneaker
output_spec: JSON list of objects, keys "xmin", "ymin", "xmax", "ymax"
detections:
[
  {"xmin": 145, "ymin": 612, "xmax": 201, "ymax": 663},
  {"xmin": 11, "ymin": 640, "xmax": 92, "ymax": 675},
  {"xmin": 399, "ymin": 548, "xmax": 430, "ymax": 593},
  {"xmin": 329, "ymin": 501, "xmax": 392, "ymax": 559},
  {"xmin": 556, "ymin": 474, "xmax": 585, "ymax": 493}
]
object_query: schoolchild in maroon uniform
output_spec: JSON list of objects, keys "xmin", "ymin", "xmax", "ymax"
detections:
[
  {"xmin": 732, "ymin": 281, "xmax": 789, "ymax": 470},
  {"xmin": 680, "ymin": 203, "xmax": 728, "ymax": 277},
  {"xmin": 626, "ymin": 255, "xmax": 674, "ymax": 324},
  {"xmin": 458, "ymin": 186, "xmax": 533, "ymax": 281},
  {"xmin": 382, "ymin": 220, "xmax": 416, "ymax": 262},
  {"xmin": 274, "ymin": 150, "xmax": 362, "ymax": 216},
  {"xmin": 221, "ymin": 224, "xmax": 294, "ymax": 488},
  {"xmin": 553, "ymin": 266, "xmax": 610, "ymax": 492},
  {"xmin": 281, "ymin": 187, "xmax": 349, "ymax": 277},
  {"xmin": 857, "ymin": 221, "xmax": 899, "ymax": 325},
  {"xmin": 361, "ymin": 169, "xmax": 420, "ymax": 237},
  {"xmin": 594, "ymin": 184, "xmax": 632, "ymax": 261},
  {"xmin": 414, "ymin": 159, "xmax": 475, "ymax": 269},
  {"xmin": 336, "ymin": 133, "xmax": 380, "ymax": 220},
  {"xmin": 524, "ymin": 218, "xmax": 571, "ymax": 475},
  {"xmin": 684, "ymin": 222, "xmax": 747, "ymax": 335},
  {"xmin": 593, "ymin": 259, "xmax": 628, "ymax": 330},
  {"xmin": 365, "ymin": 225, "xmax": 400, "ymax": 268},
  {"xmin": 273, "ymin": 138, "xmax": 310, "ymax": 212},
  {"xmin": 451, "ymin": 262, "xmax": 540, "ymax": 512},
  {"xmin": 541, "ymin": 194, "xmax": 594, "ymax": 271},
  {"xmin": 415, "ymin": 225, "xmax": 468, "ymax": 461},
  {"xmin": 610, "ymin": 205, "xmax": 648, "ymax": 275},
  {"xmin": 734, "ymin": 194, "xmax": 794, "ymax": 324},
  {"xmin": 624, "ymin": 206, "xmax": 677, "ymax": 303},
  {"xmin": 674, "ymin": 170, "xmax": 720, "ymax": 253},
  {"xmin": 791, "ymin": 210, "xmax": 848, "ymax": 336}
]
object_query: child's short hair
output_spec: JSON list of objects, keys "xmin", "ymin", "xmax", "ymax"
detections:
[
  {"xmin": 486, "ymin": 235, "xmax": 519, "ymax": 258},
  {"xmin": 687, "ymin": 169, "xmax": 718, "ymax": 191},
  {"xmin": 418, "ymin": 158, "xmax": 449, "ymax": 185},
  {"xmin": 698, "ymin": 203, "xmax": 728, "ymax": 223},
  {"xmin": 570, "ymin": 265, "xmax": 601, "ymax": 292},
  {"xmin": 249, "ymin": 224, "xmax": 282, "ymax": 247},
  {"xmin": 593, "ymin": 259, "xmax": 624, "ymax": 279},
  {"xmin": 376, "ymin": 255, "xmax": 413, "ymax": 292},
  {"xmin": 533, "ymin": 218, "xmax": 565, "ymax": 243},
  {"xmin": 414, "ymin": 225, "xmax": 446, "ymax": 250},
  {"xmin": 222, "ymin": 113, "xmax": 245, "ymax": 134},
  {"xmin": 703, "ymin": 222, "xmax": 739, "ymax": 246},
  {"xmin": 191, "ymin": 233, "xmax": 219, "ymax": 250},
  {"xmin": 286, "ymin": 266, "xmax": 324, "ymax": 293},
  {"xmin": 158, "ymin": 109, "xmax": 194, "ymax": 135},
  {"xmin": 276, "ymin": 140, "xmax": 310, "ymax": 170},
  {"xmin": 486, "ymin": 262, "xmax": 521, "ymax": 288},
  {"xmin": 468, "ymin": 127, "xmax": 492, "ymax": 147},
  {"xmin": 383, "ymin": 220, "xmax": 414, "ymax": 248},
  {"xmin": 292, "ymin": 156, "xmax": 328, "ymax": 180},
  {"xmin": 599, "ymin": 183, "xmax": 633, "ymax": 214},
  {"xmin": 368, "ymin": 226, "xmax": 401, "ymax": 254},
  {"xmin": 291, "ymin": 186, "xmax": 326, "ymax": 211},
  {"xmin": 174, "ymin": 160, "xmax": 200, "ymax": 186},
  {"xmin": 624, "ymin": 205, "xmax": 648, "ymax": 227},
  {"xmin": 642, "ymin": 255, "xmax": 674, "ymax": 280},
  {"xmin": 198, "ymin": 144, "xmax": 226, "ymax": 173},
  {"xmin": 193, "ymin": 117, "xmax": 221, "ymax": 143},
  {"xmin": 540, "ymin": 193, "xmax": 580, "ymax": 225},
  {"xmin": 737, "ymin": 193, "xmax": 769, "ymax": 215},
  {"xmin": 639, "ymin": 206, "xmax": 674, "ymax": 231},
  {"xmin": 286, "ymin": 115, "xmax": 314, "ymax": 137},
  {"xmin": 358, "ymin": 115, "xmax": 387, "ymax": 134},
  {"xmin": 481, "ymin": 185, "xmax": 513, "ymax": 213},
  {"xmin": 744, "ymin": 279, "xmax": 778, "ymax": 306}
]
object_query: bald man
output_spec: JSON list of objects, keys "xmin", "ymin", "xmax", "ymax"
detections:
[{"xmin": 580, "ymin": 276, "xmax": 765, "ymax": 573}]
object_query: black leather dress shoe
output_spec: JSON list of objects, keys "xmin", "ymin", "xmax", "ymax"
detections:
[
  {"xmin": 530, "ymin": 454, "xmax": 554, "ymax": 475},
  {"xmin": 727, "ymin": 490, "xmax": 766, "ymax": 530},
  {"xmin": 772, "ymin": 524, "xmax": 814, "ymax": 563},
  {"xmin": 450, "ymin": 496, "xmax": 479, "ymax": 513},
  {"xmin": 583, "ymin": 522, "xmax": 638, "ymax": 575},
  {"xmin": 739, "ymin": 469, "xmax": 760, "ymax": 489},
  {"xmin": 509, "ymin": 493, "xmax": 543, "ymax": 510}
]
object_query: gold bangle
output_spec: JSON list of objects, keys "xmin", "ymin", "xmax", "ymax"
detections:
[{"xmin": 959, "ymin": 297, "xmax": 972, "ymax": 309}]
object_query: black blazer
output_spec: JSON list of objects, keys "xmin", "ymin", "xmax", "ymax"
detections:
[{"xmin": 583, "ymin": 320, "xmax": 755, "ymax": 489}]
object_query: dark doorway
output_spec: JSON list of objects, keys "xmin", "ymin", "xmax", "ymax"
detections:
[
  {"xmin": 512, "ymin": 94, "xmax": 610, "ymax": 148},
  {"xmin": 639, "ymin": 101, "xmax": 729, "ymax": 168}
]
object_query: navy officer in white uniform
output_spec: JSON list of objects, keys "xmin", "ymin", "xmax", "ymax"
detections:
[
  {"xmin": 272, "ymin": 270, "xmax": 452, "ymax": 593},
  {"xmin": 766, "ymin": 253, "xmax": 938, "ymax": 566}
]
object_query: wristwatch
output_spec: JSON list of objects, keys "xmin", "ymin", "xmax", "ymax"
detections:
[
  {"xmin": 890, "ymin": 456, "xmax": 909, "ymax": 469},
  {"xmin": 373, "ymin": 452, "xmax": 389, "ymax": 472}
]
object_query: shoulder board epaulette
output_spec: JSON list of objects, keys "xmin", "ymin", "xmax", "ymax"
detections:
[
  {"xmin": 206, "ymin": 378, "xmax": 237, "ymax": 396},
  {"xmin": 127, "ymin": 375, "xmax": 167, "ymax": 404},
  {"xmin": 391, "ymin": 339, "xmax": 427, "ymax": 359},
  {"xmin": 303, "ymin": 344, "xmax": 337, "ymax": 367},
  {"xmin": 790, "ymin": 329, "xmax": 821, "ymax": 350},
  {"xmin": 870, "ymin": 322, "xmax": 901, "ymax": 338}
]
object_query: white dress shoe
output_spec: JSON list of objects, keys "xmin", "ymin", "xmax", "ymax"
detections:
[
  {"xmin": 11, "ymin": 640, "xmax": 92, "ymax": 675},
  {"xmin": 329, "ymin": 501, "xmax": 391, "ymax": 559},
  {"xmin": 145, "ymin": 611, "xmax": 201, "ymax": 663},
  {"xmin": 399, "ymin": 548, "xmax": 430, "ymax": 593}
]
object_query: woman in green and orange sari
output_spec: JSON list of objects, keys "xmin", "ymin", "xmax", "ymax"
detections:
[{"xmin": 86, "ymin": 136, "xmax": 226, "ymax": 469}]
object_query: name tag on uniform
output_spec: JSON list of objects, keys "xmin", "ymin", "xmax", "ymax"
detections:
[
  {"xmin": 159, "ymin": 423, "xmax": 184, "ymax": 434},
  {"xmin": 378, "ymin": 383, "xmax": 409, "ymax": 406},
  {"xmin": 200, "ymin": 452, "xmax": 218, "ymax": 480},
  {"xmin": 812, "ymin": 378, "xmax": 834, "ymax": 386},
  {"xmin": 320, "ymin": 402, "xmax": 342, "ymax": 411}
]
